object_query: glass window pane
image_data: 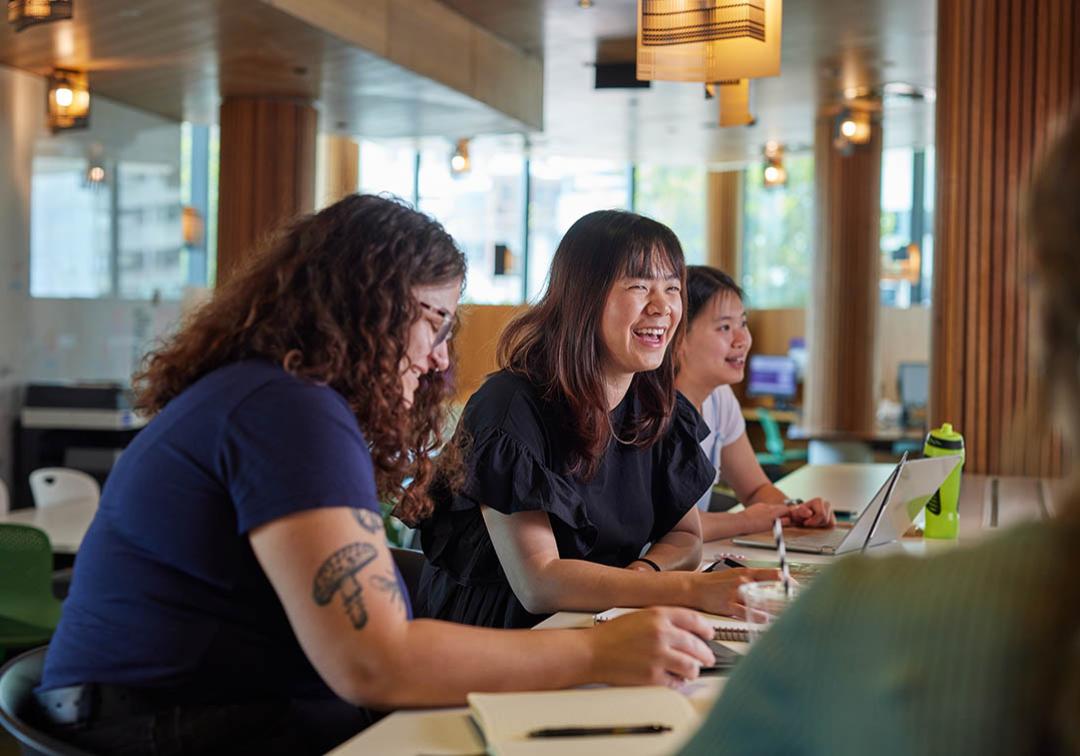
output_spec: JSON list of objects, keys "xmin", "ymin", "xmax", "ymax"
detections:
[
  {"xmin": 360, "ymin": 139, "xmax": 416, "ymax": 202},
  {"xmin": 30, "ymin": 156, "xmax": 112, "ymax": 298},
  {"xmin": 634, "ymin": 164, "xmax": 707, "ymax": 264},
  {"xmin": 879, "ymin": 147, "xmax": 916, "ymax": 307},
  {"xmin": 741, "ymin": 153, "xmax": 814, "ymax": 308},
  {"xmin": 116, "ymin": 162, "xmax": 184, "ymax": 300},
  {"xmin": 417, "ymin": 136, "xmax": 525, "ymax": 305},
  {"xmin": 527, "ymin": 156, "xmax": 630, "ymax": 301}
]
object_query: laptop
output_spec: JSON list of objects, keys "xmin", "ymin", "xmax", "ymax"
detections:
[{"xmin": 731, "ymin": 453, "xmax": 963, "ymax": 555}]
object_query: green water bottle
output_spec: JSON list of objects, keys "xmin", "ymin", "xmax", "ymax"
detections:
[{"xmin": 923, "ymin": 423, "xmax": 965, "ymax": 539}]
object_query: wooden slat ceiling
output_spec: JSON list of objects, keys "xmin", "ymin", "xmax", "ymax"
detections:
[{"xmin": 0, "ymin": 0, "xmax": 536, "ymax": 138}]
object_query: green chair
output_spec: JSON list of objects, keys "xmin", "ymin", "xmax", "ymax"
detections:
[
  {"xmin": 754, "ymin": 408, "xmax": 809, "ymax": 468},
  {"xmin": 0, "ymin": 525, "xmax": 63, "ymax": 662}
]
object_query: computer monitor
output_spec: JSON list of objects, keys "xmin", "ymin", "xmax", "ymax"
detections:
[
  {"xmin": 746, "ymin": 355, "xmax": 798, "ymax": 406},
  {"xmin": 898, "ymin": 362, "xmax": 929, "ymax": 428},
  {"xmin": 898, "ymin": 362, "xmax": 929, "ymax": 407}
]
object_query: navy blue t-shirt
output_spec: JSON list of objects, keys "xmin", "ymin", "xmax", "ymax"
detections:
[{"xmin": 41, "ymin": 359, "xmax": 411, "ymax": 701}]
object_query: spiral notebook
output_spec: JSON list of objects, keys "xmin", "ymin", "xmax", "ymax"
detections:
[{"xmin": 593, "ymin": 607, "xmax": 751, "ymax": 642}]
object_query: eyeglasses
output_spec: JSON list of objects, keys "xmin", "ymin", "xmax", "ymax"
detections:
[{"xmin": 419, "ymin": 300, "xmax": 454, "ymax": 347}]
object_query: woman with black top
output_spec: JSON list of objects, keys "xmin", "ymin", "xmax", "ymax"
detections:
[{"xmin": 418, "ymin": 210, "xmax": 777, "ymax": 629}]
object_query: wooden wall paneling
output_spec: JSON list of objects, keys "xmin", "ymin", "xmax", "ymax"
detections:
[
  {"xmin": 931, "ymin": 0, "xmax": 1078, "ymax": 476},
  {"xmin": 452, "ymin": 304, "xmax": 529, "ymax": 402}
]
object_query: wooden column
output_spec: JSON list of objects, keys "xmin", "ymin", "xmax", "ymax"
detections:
[
  {"xmin": 216, "ymin": 97, "xmax": 317, "ymax": 283},
  {"xmin": 803, "ymin": 111, "xmax": 883, "ymax": 433},
  {"xmin": 705, "ymin": 169, "xmax": 744, "ymax": 279},
  {"xmin": 317, "ymin": 134, "xmax": 360, "ymax": 210},
  {"xmin": 932, "ymin": 0, "xmax": 1079, "ymax": 475}
]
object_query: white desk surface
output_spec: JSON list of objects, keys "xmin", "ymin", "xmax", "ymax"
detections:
[
  {"xmin": 335, "ymin": 463, "xmax": 1055, "ymax": 756},
  {"xmin": 0, "ymin": 499, "xmax": 96, "ymax": 554},
  {"xmin": 328, "ymin": 678, "xmax": 727, "ymax": 756}
]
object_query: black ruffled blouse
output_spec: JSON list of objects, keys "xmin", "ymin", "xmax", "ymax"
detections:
[{"xmin": 417, "ymin": 371, "xmax": 715, "ymax": 629}]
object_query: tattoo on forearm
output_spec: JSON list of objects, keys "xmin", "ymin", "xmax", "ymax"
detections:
[
  {"xmin": 312, "ymin": 542, "xmax": 378, "ymax": 629},
  {"xmin": 353, "ymin": 508, "xmax": 383, "ymax": 534},
  {"xmin": 371, "ymin": 573, "xmax": 405, "ymax": 610}
]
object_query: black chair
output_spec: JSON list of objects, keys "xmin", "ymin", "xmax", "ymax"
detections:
[
  {"xmin": 50, "ymin": 570, "xmax": 73, "ymax": 602},
  {"xmin": 390, "ymin": 547, "xmax": 425, "ymax": 601},
  {"xmin": 0, "ymin": 646, "xmax": 93, "ymax": 756}
]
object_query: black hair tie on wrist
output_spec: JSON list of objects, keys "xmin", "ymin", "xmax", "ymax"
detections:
[{"xmin": 635, "ymin": 557, "xmax": 662, "ymax": 572}]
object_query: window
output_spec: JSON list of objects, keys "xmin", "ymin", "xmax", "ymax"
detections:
[
  {"xmin": 741, "ymin": 153, "xmax": 814, "ymax": 308},
  {"xmin": 115, "ymin": 162, "xmax": 185, "ymax": 299},
  {"xmin": 30, "ymin": 156, "xmax": 112, "ymax": 298},
  {"xmin": 527, "ymin": 156, "xmax": 630, "ymax": 301},
  {"xmin": 31, "ymin": 120, "xmax": 214, "ymax": 300},
  {"xmin": 634, "ymin": 164, "xmax": 707, "ymax": 265},
  {"xmin": 417, "ymin": 136, "xmax": 526, "ymax": 305},
  {"xmin": 880, "ymin": 147, "xmax": 933, "ymax": 308},
  {"xmin": 360, "ymin": 139, "xmax": 417, "ymax": 202}
]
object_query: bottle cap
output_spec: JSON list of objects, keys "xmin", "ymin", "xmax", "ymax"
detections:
[{"xmin": 926, "ymin": 422, "xmax": 964, "ymax": 450}]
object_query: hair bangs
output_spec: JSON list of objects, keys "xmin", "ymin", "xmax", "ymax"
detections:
[{"xmin": 620, "ymin": 239, "xmax": 684, "ymax": 282}]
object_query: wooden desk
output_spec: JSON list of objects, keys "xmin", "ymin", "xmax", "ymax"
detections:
[
  {"xmin": 741, "ymin": 407, "xmax": 800, "ymax": 425},
  {"xmin": 787, "ymin": 425, "xmax": 925, "ymax": 443},
  {"xmin": 0, "ymin": 499, "xmax": 96, "ymax": 554}
]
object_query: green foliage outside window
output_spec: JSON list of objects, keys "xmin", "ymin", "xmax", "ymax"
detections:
[{"xmin": 741, "ymin": 154, "xmax": 815, "ymax": 309}]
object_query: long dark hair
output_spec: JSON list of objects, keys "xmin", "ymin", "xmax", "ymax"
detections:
[
  {"xmin": 134, "ymin": 194, "xmax": 466, "ymax": 522},
  {"xmin": 497, "ymin": 209, "xmax": 687, "ymax": 478},
  {"xmin": 686, "ymin": 265, "xmax": 746, "ymax": 324}
]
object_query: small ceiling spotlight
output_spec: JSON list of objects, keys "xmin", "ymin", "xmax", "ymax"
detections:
[
  {"xmin": 450, "ymin": 138, "xmax": 471, "ymax": 176},
  {"xmin": 762, "ymin": 141, "xmax": 787, "ymax": 188},
  {"xmin": 833, "ymin": 107, "xmax": 874, "ymax": 155}
]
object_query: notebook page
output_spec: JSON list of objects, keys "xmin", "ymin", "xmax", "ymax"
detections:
[{"xmin": 468, "ymin": 686, "xmax": 698, "ymax": 756}]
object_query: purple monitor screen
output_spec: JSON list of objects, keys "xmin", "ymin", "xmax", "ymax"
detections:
[{"xmin": 747, "ymin": 355, "xmax": 797, "ymax": 398}]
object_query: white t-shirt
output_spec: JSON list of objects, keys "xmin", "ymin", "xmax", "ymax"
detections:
[{"xmin": 694, "ymin": 385, "xmax": 747, "ymax": 511}]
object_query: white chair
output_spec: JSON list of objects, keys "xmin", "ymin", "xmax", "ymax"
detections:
[
  {"xmin": 0, "ymin": 478, "xmax": 8, "ymax": 514},
  {"xmin": 28, "ymin": 468, "xmax": 100, "ymax": 509}
]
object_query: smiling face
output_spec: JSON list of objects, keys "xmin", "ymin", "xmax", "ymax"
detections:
[
  {"xmin": 682, "ymin": 291, "xmax": 752, "ymax": 389},
  {"xmin": 598, "ymin": 266, "xmax": 683, "ymax": 385},
  {"xmin": 401, "ymin": 278, "xmax": 461, "ymax": 407}
]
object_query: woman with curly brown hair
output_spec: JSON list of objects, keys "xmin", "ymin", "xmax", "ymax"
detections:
[
  {"xmin": 36, "ymin": 195, "xmax": 716, "ymax": 755},
  {"xmin": 418, "ymin": 209, "xmax": 777, "ymax": 630}
]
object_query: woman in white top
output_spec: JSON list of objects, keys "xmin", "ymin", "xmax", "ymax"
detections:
[{"xmin": 675, "ymin": 266, "xmax": 834, "ymax": 541}]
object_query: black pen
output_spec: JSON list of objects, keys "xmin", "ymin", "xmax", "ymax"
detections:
[{"xmin": 527, "ymin": 724, "xmax": 672, "ymax": 738}]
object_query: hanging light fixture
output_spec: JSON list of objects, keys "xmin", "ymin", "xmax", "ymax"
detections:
[
  {"xmin": 706, "ymin": 79, "xmax": 754, "ymax": 127},
  {"xmin": 762, "ymin": 141, "xmax": 787, "ymax": 188},
  {"xmin": 450, "ymin": 138, "xmax": 471, "ymax": 176},
  {"xmin": 8, "ymin": 0, "xmax": 73, "ymax": 31},
  {"xmin": 46, "ymin": 68, "xmax": 90, "ymax": 131},
  {"xmin": 637, "ymin": 0, "xmax": 782, "ymax": 83}
]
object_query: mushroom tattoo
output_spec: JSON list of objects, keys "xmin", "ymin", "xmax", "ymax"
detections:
[{"xmin": 312, "ymin": 542, "xmax": 378, "ymax": 629}]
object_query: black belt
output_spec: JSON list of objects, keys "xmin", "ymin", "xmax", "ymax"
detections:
[{"xmin": 35, "ymin": 683, "xmax": 220, "ymax": 727}]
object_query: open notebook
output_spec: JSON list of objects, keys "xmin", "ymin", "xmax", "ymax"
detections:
[
  {"xmin": 594, "ymin": 607, "xmax": 752, "ymax": 643},
  {"xmin": 467, "ymin": 686, "xmax": 699, "ymax": 756}
]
